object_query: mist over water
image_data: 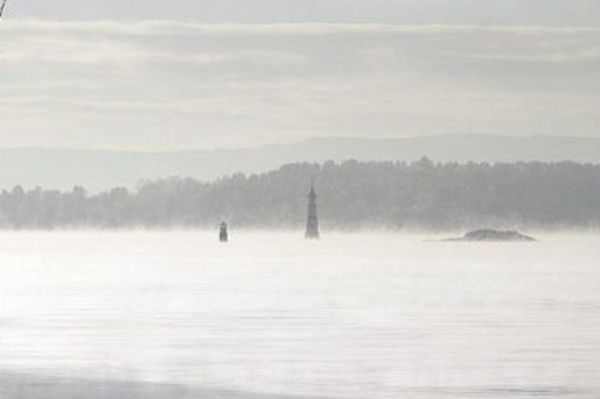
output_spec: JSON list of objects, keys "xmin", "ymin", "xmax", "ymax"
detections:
[{"xmin": 1, "ymin": 231, "xmax": 599, "ymax": 398}]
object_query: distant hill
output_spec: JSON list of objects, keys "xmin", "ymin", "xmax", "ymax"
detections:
[
  {"xmin": 1, "ymin": 134, "xmax": 599, "ymax": 191},
  {"xmin": 2, "ymin": 159, "xmax": 600, "ymax": 230}
]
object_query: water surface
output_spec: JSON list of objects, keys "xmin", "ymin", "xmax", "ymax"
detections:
[{"xmin": 0, "ymin": 231, "xmax": 599, "ymax": 398}]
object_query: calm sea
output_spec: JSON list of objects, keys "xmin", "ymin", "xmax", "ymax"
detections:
[{"xmin": 1, "ymin": 231, "xmax": 599, "ymax": 399}]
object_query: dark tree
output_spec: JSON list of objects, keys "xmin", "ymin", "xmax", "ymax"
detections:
[{"xmin": 0, "ymin": 160, "xmax": 599, "ymax": 230}]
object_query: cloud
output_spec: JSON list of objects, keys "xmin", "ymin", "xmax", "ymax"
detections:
[
  {"xmin": 4, "ymin": 19, "xmax": 600, "ymax": 36},
  {"xmin": 8, "ymin": 0, "xmax": 600, "ymax": 27},
  {"xmin": 0, "ymin": 20, "xmax": 598, "ymax": 150},
  {"xmin": 454, "ymin": 49, "xmax": 600, "ymax": 64}
]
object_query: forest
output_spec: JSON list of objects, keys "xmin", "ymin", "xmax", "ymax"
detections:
[{"xmin": 1, "ymin": 158, "xmax": 599, "ymax": 230}]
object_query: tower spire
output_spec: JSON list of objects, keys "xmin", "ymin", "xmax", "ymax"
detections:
[{"xmin": 305, "ymin": 180, "xmax": 320, "ymax": 239}]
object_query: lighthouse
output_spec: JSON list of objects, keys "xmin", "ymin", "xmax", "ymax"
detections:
[{"xmin": 305, "ymin": 181, "xmax": 320, "ymax": 239}]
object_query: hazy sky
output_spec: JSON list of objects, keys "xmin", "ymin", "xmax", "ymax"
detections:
[{"xmin": 1, "ymin": 1, "xmax": 599, "ymax": 150}]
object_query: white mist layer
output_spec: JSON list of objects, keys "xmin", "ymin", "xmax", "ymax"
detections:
[{"xmin": 0, "ymin": 231, "xmax": 599, "ymax": 398}]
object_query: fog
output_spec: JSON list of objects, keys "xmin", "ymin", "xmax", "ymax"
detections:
[
  {"xmin": 1, "ymin": 231, "xmax": 599, "ymax": 398},
  {"xmin": 0, "ymin": 373, "xmax": 327, "ymax": 399},
  {"xmin": 2, "ymin": 2, "xmax": 599, "ymax": 398}
]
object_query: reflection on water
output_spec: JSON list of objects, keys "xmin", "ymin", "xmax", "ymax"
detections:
[{"xmin": 0, "ymin": 231, "xmax": 599, "ymax": 399}]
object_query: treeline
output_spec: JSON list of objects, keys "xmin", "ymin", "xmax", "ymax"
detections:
[{"xmin": 1, "ymin": 158, "xmax": 599, "ymax": 230}]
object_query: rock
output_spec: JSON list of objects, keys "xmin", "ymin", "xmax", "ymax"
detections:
[{"xmin": 446, "ymin": 229, "xmax": 536, "ymax": 242}]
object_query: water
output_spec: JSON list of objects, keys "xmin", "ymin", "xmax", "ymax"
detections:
[{"xmin": 1, "ymin": 231, "xmax": 599, "ymax": 398}]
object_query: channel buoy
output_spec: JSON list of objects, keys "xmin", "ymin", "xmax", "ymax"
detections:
[{"xmin": 219, "ymin": 222, "xmax": 229, "ymax": 243}]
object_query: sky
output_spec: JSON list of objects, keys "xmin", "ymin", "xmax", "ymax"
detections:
[{"xmin": 0, "ymin": 0, "xmax": 599, "ymax": 150}]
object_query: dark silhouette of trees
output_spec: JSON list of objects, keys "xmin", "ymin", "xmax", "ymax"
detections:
[{"xmin": 0, "ymin": 159, "xmax": 599, "ymax": 230}]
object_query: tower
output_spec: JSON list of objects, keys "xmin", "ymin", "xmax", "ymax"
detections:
[{"xmin": 305, "ymin": 181, "xmax": 320, "ymax": 239}]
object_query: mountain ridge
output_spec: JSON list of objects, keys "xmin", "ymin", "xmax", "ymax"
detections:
[{"xmin": 1, "ymin": 134, "xmax": 599, "ymax": 191}]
